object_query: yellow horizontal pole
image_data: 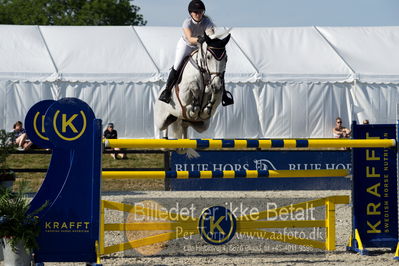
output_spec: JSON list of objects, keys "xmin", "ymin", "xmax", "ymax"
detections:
[
  {"xmin": 238, "ymin": 196, "xmax": 348, "ymax": 221},
  {"xmin": 102, "ymin": 169, "xmax": 349, "ymax": 180},
  {"xmin": 268, "ymin": 169, "xmax": 349, "ymax": 178},
  {"xmin": 104, "ymin": 221, "xmax": 198, "ymax": 231},
  {"xmin": 327, "ymin": 195, "xmax": 350, "ymax": 205},
  {"xmin": 104, "ymin": 139, "xmax": 199, "ymax": 149},
  {"xmin": 104, "ymin": 138, "xmax": 396, "ymax": 149},
  {"xmin": 102, "ymin": 171, "xmax": 166, "ymax": 179},
  {"xmin": 102, "ymin": 229, "xmax": 198, "ymax": 255},
  {"xmin": 237, "ymin": 220, "xmax": 326, "ymax": 229},
  {"xmin": 304, "ymin": 139, "xmax": 396, "ymax": 148},
  {"xmin": 102, "ymin": 200, "xmax": 196, "ymax": 222},
  {"xmin": 102, "ymin": 232, "xmax": 176, "ymax": 255}
]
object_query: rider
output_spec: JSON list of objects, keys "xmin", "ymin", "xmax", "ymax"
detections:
[{"xmin": 158, "ymin": 0, "xmax": 214, "ymax": 103}]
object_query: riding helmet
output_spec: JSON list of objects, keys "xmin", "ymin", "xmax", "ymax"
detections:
[{"xmin": 188, "ymin": 0, "xmax": 206, "ymax": 13}]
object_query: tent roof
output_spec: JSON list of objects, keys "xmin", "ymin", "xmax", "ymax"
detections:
[
  {"xmin": 0, "ymin": 25, "xmax": 57, "ymax": 81},
  {"xmin": 318, "ymin": 26, "xmax": 399, "ymax": 83},
  {"xmin": 40, "ymin": 26, "xmax": 159, "ymax": 82},
  {"xmin": 230, "ymin": 27, "xmax": 353, "ymax": 82},
  {"xmin": 0, "ymin": 25, "xmax": 398, "ymax": 83}
]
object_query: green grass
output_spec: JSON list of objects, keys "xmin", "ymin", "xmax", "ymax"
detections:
[{"xmin": 7, "ymin": 152, "xmax": 165, "ymax": 193}]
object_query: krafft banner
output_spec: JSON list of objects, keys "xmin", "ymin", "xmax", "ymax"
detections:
[
  {"xmin": 351, "ymin": 124, "xmax": 398, "ymax": 250},
  {"xmin": 25, "ymin": 98, "xmax": 101, "ymax": 263},
  {"xmin": 169, "ymin": 150, "xmax": 351, "ymax": 190}
]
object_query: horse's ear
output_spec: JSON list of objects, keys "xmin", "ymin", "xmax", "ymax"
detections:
[{"xmin": 222, "ymin": 34, "xmax": 231, "ymax": 46}]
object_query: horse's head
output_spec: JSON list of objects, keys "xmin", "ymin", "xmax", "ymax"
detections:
[{"xmin": 198, "ymin": 33, "xmax": 231, "ymax": 90}]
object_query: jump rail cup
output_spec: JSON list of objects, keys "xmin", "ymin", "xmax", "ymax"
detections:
[{"xmin": 104, "ymin": 138, "xmax": 396, "ymax": 149}]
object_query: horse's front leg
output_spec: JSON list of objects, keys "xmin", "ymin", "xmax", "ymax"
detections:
[
  {"xmin": 181, "ymin": 122, "xmax": 188, "ymax": 139},
  {"xmin": 162, "ymin": 127, "xmax": 168, "ymax": 139},
  {"xmin": 200, "ymin": 84, "xmax": 221, "ymax": 120},
  {"xmin": 177, "ymin": 122, "xmax": 200, "ymax": 158}
]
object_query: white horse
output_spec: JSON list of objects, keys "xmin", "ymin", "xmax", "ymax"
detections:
[{"xmin": 154, "ymin": 33, "xmax": 231, "ymax": 158}]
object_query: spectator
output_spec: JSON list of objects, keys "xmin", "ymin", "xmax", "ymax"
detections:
[
  {"xmin": 103, "ymin": 123, "xmax": 127, "ymax": 159},
  {"xmin": 332, "ymin": 117, "xmax": 351, "ymax": 138},
  {"xmin": 12, "ymin": 121, "xmax": 32, "ymax": 151},
  {"xmin": 363, "ymin": 119, "xmax": 370, "ymax": 124}
]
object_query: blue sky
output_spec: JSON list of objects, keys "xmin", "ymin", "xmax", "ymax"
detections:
[{"xmin": 133, "ymin": 0, "xmax": 399, "ymax": 27}]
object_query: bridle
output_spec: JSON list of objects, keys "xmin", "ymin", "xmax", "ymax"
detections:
[{"xmin": 197, "ymin": 44, "xmax": 227, "ymax": 88}]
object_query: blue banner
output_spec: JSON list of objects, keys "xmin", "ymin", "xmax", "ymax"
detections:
[
  {"xmin": 352, "ymin": 124, "xmax": 398, "ymax": 249},
  {"xmin": 26, "ymin": 98, "xmax": 101, "ymax": 263},
  {"xmin": 168, "ymin": 150, "xmax": 351, "ymax": 190}
]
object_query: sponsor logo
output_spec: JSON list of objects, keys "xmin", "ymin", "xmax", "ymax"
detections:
[
  {"xmin": 44, "ymin": 221, "xmax": 90, "ymax": 233},
  {"xmin": 253, "ymin": 159, "xmax": 277, "ymax": 170},
  {"xmin": 198, "ymin": 206, "xmax": 236, "ymax": 245}
]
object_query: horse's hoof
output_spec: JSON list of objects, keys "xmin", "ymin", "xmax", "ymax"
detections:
[
  {"xmin": 176, "ymin": 148, "xmax": 185, "ymax": 154},
  {"xmin": 200, "ymin": 113, "xmax": 210, "ymax": 120},
  {"xmin": 202, "ymin": 107, "xmax": 211, "ymax": 115},
  {"xmin": 188, "ymin": 111, "xmax": 196, "ymax": 118}
]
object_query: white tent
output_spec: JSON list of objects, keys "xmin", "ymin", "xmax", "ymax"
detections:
[{"xmin": 1, "ymin": 25, "xmax": 398, "ymax": 138}]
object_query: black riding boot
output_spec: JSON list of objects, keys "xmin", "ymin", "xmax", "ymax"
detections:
[
  {"xmin": 159, "ymin": 68, "xmax": 178, "ymax": 103},
  {"xmin": 221, "ymin": 72, "xmax": 234, "ymax": 106},
  {"xmin": 222, "ymin": 89, "xmax": 234, "ymax": 106}
]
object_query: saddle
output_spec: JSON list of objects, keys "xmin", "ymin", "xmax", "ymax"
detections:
[{"xmin": 175, "ymin": 55, "xmax": 192, "ymax": 86}]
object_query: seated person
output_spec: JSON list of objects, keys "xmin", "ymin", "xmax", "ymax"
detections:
[
  {"xmin": 362, "ymin": 119, "xmax": 369, "ymax": 124},
  {"xmin": 12, "ymin": 121, "xmax": 32, "ymax": 151},
  {"xmin": 103, "ymin": 123, "xmax": 127, "ymax": 159},
  {"xmin": 332, "ymin": 117, "xmax": 351, "ymax": 138}
]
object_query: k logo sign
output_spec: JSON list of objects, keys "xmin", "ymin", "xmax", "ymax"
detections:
[
  {"xmin": 25, "ymin": 100, "xmax": 56, "ymax": 149},
  {"xmin": 52, "ymin": 110, "xmax": 87, "ymax": 141},
  {"xmin": 198, "ymin": 206, "xmax": 236, "ymax": 245},
  {"xmin": 43, "ymin": 98, "xmax": 96, "ymax": 148}
]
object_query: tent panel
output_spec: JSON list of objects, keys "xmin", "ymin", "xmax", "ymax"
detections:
[
  {"xmin": 318, "ymin": 26, "xmax": 399, "ymax": 83},
  {"xmin": 40, "ymin": 26, "xmax": 160, "ymax": 82},
  {"xmin": 0, "ymin": 25, "xmax": 57, "ymax": 81},
  {"xmin": 352, "ymin": 83, "xmax": 399, "ymax": 123},
  {"xmin": 231, "ymin": 27, "xmax": 354, "ymax": 82}
]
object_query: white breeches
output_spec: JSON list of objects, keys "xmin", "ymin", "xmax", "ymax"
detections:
[{"xmin": 173, "ymin": 38, "xmax": 196, "ymax": 70}]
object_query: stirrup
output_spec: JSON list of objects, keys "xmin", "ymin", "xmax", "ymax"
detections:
[
  {"xmin": 222, "ymin": 91, "xmax": 234, "ymax": 106},
  {"xmin": 159, "ymin": 89, "xmax": 171, "ymax": 103}
]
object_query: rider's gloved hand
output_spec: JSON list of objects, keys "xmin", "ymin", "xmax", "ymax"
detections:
[{"xmin": 197, "ymin": 35, "xmax": 205, "ymax": 44}]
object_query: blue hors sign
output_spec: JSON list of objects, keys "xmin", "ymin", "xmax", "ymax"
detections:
[
  {"xmin": 169, "ymin": 150, "xmax": 352, "ymax": 191},
  {"xmin": 172, "ymin": 151, "xmax": 351, "ymax": 172}
]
